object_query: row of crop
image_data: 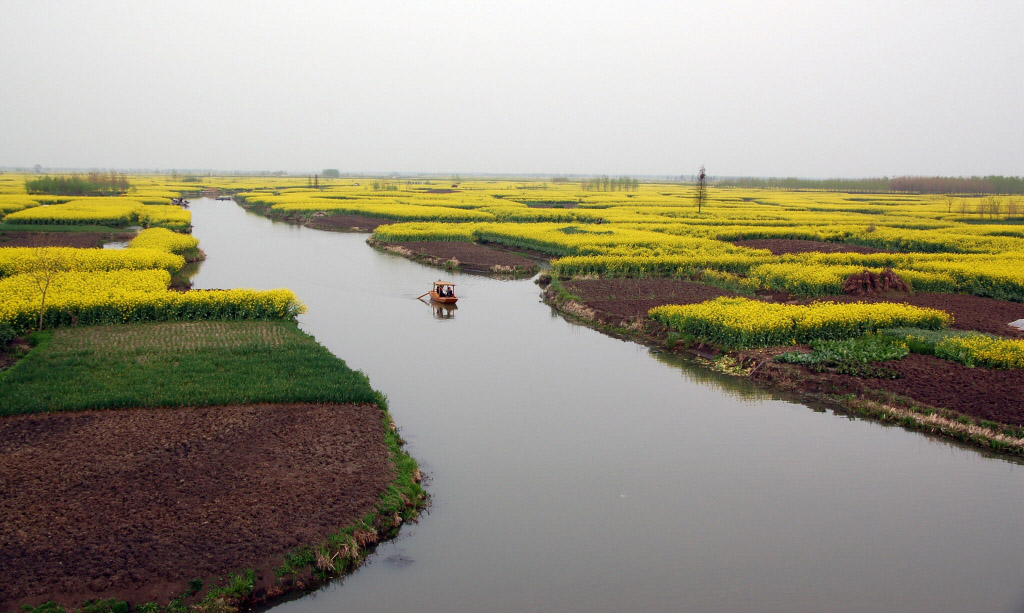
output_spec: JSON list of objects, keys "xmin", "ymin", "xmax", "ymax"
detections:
[
  {"xmin": 264, "ymin": 198, "xmax": 496, "ymax": 222},
  {"xmin": 370, "ymin": 222, "xmax": 480, "ymax": 242},
  {"xmin": 128, "ymin": 227, "xmax": 200, "ymax": 257},
  {"xmin": 4, "ymin": 198, "xmax": 141, "ymax": 225},
  {"xmin": 0, "ymin": 195, "xmax": 40, "ymax": 216},
  {"xmin": 2, "ymin": 198, "xmax": 190, "ymax": 230},
  {"xmin": 0, "ymin": 269, "xmax": 305, "ymax": 331},
  {"xmin": 746, "ymin": 263, "xmax": 956, "ymax": 296},
  {"xmin": 649, "ymin": 297, "xmax": 951, "ymax": 350},
  {"xmin": 748, "ymin": 260, "xmax": 1024, "ymax": 301},
  {"xmin": 0, "ymin": 246, "xmax": 185, "ymax": 278},
  {"xmin": 552, "ymin": 253, "xmax": 767, "ymax": 277},
  {"xmin": 881, "ymin": 328, "xmax": 1024, "ymax": 369},
  {"xmin": 479, "ymin": 205, "xmax": 605, "ymax": 223},
  {"xmin": 136, "ymin": 204, "xmax": 191, "ymax": 231},
  {"xmin": 372, "ymin": 222, "xmax": 638, "ymax": 255},
  {"xmin": 474, "ymin": 223, "xmax": 756, "ymax": 257},
  {"xmin": 846, "ymin": 226, "xmax": 1024, "ymax": 254},
  {"xmin": 552, "ymin": 250, "xmax": 1024, "ymax": 301}
]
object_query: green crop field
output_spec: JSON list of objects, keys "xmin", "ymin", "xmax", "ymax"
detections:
[{"xmin": 0, "ymin": 321, "xmax": 382, "ymax": 415}]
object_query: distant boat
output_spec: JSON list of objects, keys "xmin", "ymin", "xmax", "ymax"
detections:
[{"xmin": 418, "ymin": 280, "xmax": 458, "ymax": 304}]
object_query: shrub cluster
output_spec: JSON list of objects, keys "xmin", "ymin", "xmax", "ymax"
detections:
[{"xmin": 776, "ymin": 334, "xmax": 909, "ymax": 378}]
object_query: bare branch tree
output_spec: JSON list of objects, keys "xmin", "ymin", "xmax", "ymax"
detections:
[{"xmin": 695, "ymin": 165, "xmax": 707, "ymax": 213}]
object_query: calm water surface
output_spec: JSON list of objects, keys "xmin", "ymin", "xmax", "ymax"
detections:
[{"xmin": 188, "ymin": 200, "xmax": 1024, "ymax": 612}]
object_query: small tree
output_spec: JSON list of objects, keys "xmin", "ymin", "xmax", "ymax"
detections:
[
  {"xmin": 983, "ymin": 196, "xmax": 1002, "ymax": 220},
  {"xmin": 1006, "ymin": 197, "xmax": 1020, "ymax": 219},
  {"xmin": 695, "ymin": 165, "xmax": 707, "ymax": 213},
  {"xmin": 957, "ymin": 198, "xmax": 970, "ymax": 219},
  {"xmin": 26, "ymin": 247, "xmax": 66, "ymax": 331}
]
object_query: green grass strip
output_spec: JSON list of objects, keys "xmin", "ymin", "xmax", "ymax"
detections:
[{"xmin": 0, "ymin": 321, "xmax": 382, "ymax": 415}]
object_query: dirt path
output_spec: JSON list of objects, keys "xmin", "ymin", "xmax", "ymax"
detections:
[
  {"xmin": 0, "ymin": 403, "xmax": 394, "ymax": 610},
  {"xmin": 0, "ymin": 231, "xmax": 136, "ymax": 248}
]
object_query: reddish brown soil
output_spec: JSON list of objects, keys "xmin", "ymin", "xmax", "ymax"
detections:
[
  {"xmin": 732, "ymin": 238, "xmax": 894, "ymax": 255},
  {"xmin": 0, "ymin": 231, "xmax": 135, "ymax": 248},
  {"xmin": 384, "ymin": 241, "xmax": 541, "ymax": 275},
  {"xmin": 751, "ymin": 353, "xmax": 1024, "ymax": 427},
  {"xmin": 882, "ymin": 354, "xmax": 1024, "ymax": 425},
  {"xmin": 562, "ymin": 278, "xmax": 737, "ymax": 326},
  {"xmin": 564, "ymin": 279, "xmax": 1024, "ymax": 339},
  {"xmin": 478, "ymin": 241, "xmax": 556, "ymax": 262},
  {"xmin": 0, "ymin": 403, "xmax": 394, "ymax": 611},
  {"xmin": 305, "ymin": 214, "xmax": 396, "ymax": 232},
  {"xmin": 814, "ymin": 292, "xmax": 1024, "ymax": 338}
]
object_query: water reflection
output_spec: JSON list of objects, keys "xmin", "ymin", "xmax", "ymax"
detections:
[
  {"xmin": 649, "ymin": 348, "xmax": 774, "ymax": 402},
  {"xmin": 430, "ymin": 302, "xmax": 457, "ymax": 320}
]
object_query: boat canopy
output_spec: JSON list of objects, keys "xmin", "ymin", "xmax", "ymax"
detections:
[{"xmin": 433, "ymin": 281, "xmax": 455, "ymax": 287}]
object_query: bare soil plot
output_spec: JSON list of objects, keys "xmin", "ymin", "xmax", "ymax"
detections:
[
  {"xmin": 750, "ymin": 353, "xmax": 1024, "ymax": 427},
  {"xmin": 0, "ymin": 403, "xmax": 393, "ymax": 610},
  {"xmin": 561, "ymin": 278, "xmax": 737, "ymax": 326},
  {"xmin": 382, "ymin": 241, "xmax": 541, "ymax": 275},
  {"xmin": 0, "ymin": 230, "xmax": 135, "ymax": 248},
  {"xmin": 305, "ymin": 214, "xmax": 396, "ymax": 232}
]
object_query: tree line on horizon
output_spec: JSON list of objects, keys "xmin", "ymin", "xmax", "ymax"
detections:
[
  {"xmin": 712, "ymin": 175, "xmax": 1024, "ymax": 195},
  {"xmin": 25, "ymin": 172, "xmax": 131, "ymax": 196},
  {"xmin": 581, "ymin": 176, "xmax": 640, "ymax": 191}
]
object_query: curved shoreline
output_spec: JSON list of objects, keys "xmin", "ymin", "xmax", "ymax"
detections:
[
  {"xmin": 240, "ymin": 205, "xmax": 1024, "ymax": 458},
  {"xmin": 539, "ymin": 277, "xmax": 1024, "ymax": 458}
]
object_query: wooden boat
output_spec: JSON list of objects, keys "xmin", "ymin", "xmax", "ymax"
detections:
[{"xmin": 425, "ymin": 280, "xmax": 457, "ymax": 304}]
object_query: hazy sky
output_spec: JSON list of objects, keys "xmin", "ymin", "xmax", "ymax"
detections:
[{"xmin": 2, "ymin": 1, "xmax": 1021, "ymax": 177}]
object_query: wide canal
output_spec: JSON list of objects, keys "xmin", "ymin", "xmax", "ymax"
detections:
[{"xmin": 188, "ymin": 199, "xmax": 1024, "ymax": 612}]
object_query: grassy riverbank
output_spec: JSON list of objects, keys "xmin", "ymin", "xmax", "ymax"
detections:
[{"xmin": 1, "ymin": 321, "xmax": 426, "ymax": 612}]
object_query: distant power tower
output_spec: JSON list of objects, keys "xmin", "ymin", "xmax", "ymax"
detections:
[{"xmin": 695, "ymin": 165, "xmax": 707, "ymax": 213}]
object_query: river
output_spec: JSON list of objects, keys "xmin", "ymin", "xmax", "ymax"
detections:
[{"xmin": 187, "ymin": 199, "xmax": 1024, "ymax": 612}]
